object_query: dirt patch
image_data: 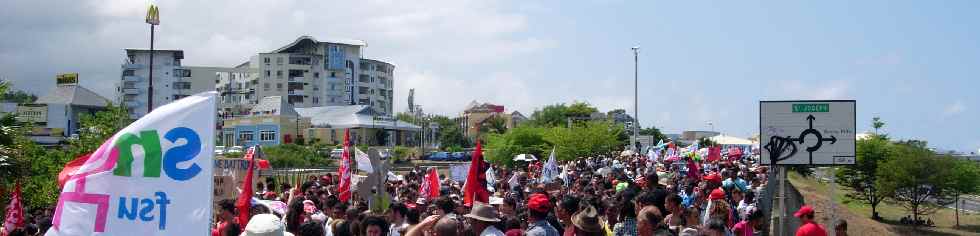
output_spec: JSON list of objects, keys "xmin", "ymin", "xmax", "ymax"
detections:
[{"xmin": 793, "ymin": 180, "xmax": 896, "ymax": 235}]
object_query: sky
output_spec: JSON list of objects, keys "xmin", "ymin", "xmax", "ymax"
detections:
[{"xmin": 0, "ymin": 0, "xmax": 978, "ymax": 152}]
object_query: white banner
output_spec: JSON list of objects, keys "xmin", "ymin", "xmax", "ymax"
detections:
[{"xmin": 47, "ymin": 92, "xmax": 217, "ymax": 236}]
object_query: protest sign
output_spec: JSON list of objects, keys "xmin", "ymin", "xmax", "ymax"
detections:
[{"xmin": 47, "ymin": 92, "xmax": 217, "ymax": 236}]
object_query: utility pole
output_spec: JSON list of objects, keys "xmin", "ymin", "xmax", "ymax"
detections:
[
  {"xmin": 145, "ymin": 5, "xmax": 160, "ymax": 113},
  {"xmin": 631, "ymin": 46, "xmax": 640, "ymax": 152}
]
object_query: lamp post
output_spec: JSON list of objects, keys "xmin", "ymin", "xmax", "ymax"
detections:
[
  {"xmin": 631, "ymin": 46, "xmax": 640, "ymax": 151},
  {"xmin": 145, "ymin": 5, "xmax": 160, "ymax": 113}
]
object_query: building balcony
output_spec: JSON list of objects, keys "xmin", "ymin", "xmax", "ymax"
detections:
[
  {"xmin": 121, "ymin": 63, "xmax": 143, "ymax": 69},
  {"xmin": 123, "ymin": 75, "xmax": 142, "ymax": 82},
  {"xmin": 125, "ymin": 101, "xmax": 140, "ymax": 108},
  {"xmin": 123, "ymin": 88, "xmax": 140, "ymax": 95}
]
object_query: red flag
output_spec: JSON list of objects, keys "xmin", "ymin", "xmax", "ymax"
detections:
[
  {"xmin": 707, "ymin": 147, "xmax": 722, "ymax": 163},
  {"xmin": 337, "ymin": 129, "xmax": 352, "ymax": 202},
  {"xmin": 464, "ymin": 142, "xmax": 489, "ymax": 206},
  {"xmin": 57, "ymin": 153, "xmax": 91, "ymax": 189},
  {"xmin": 686, "ymin": 157, "xmax": 701, "ymax": 180},
  {"xmin": 419, "ymin": 168, "xmax": 440, "ymax": 200},
  {"xmin": 2, "ymin": 183, "xmax": 24, "ymax": 235},
  {"xmin": 235, "ymin": 146, "xmax": 257, "ymax": 228}
]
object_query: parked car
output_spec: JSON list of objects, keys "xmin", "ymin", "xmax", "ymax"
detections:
[
  {"xmin": 227, "ymin": 146, "xmax": 243, "ymax": 154},
  {"xmin": 330, "ymin": 149, "xmax": 344, "ymax": 159},
  {"xmin": 215, "ymin": 146, "xmax": 226, "ymax": 156},
  {"xmin": 428, "ymin": 152, "xmax": 449, "ymax": 161},
  {"xmin": 449, "ymin": 152, "xmax": 466, "ymax": 161}
]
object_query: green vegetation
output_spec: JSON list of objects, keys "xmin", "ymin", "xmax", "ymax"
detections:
[
  {"xmin": 484, "ymin": 101, "xmax": 628, "ymax": 167},
  {"xmin": 263, "ymin": 144, "xmax": 332, "ymax": 168}
]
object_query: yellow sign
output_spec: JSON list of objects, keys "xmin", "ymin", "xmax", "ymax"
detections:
[
  {"xmin": 145, "ymin": 5, "xmax": 160, "ymax": 25},
  {"xmin": 56, "ymin": 73, "xmax": 78, "ymax": 85}
]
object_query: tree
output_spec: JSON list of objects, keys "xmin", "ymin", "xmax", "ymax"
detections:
[
  {"xmin": 877, "ymin": 142, "xmax": 957, "ymax": 224},
  {"xmin": 544, "ymin": 121, "xmax": 625, "ymax": 162},
  {"xmin": 836, "ymin": 134, "xmax": 892, "ymax": 219},
  {"xmin": 566, "ymin": 102, "xmax": 598, "ymax": 118},
  {"xmin": 638, "ymin": 126, "xmax": 667, "ymax": 142},
  {"xmin": 872, "ymin": 116, "xmax": 885, "ymax": 135},
  {"xmin": 947, "ymin": 159, "xmax": 980, "ymax": 227},
  {"xmin": 484, "ymin": 126, "xmax": 550, "ymax": 167},
  {"xmin": 528, "ymin": 104, "xmax": 569, "ymax": 127},
  {"xmin": 477, "ymin": 116, "xmax": 508, "ymax": 136},
  {"xmin": 438, "ymin": 125, "xmax": 469, "ymax": 150}
]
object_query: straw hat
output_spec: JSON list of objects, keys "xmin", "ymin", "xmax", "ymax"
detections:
[
  {"xmin": 463, "ymin": 202, "xmax": 501, "ymax": 222},
  {"xmin": 572, "ymin": 206, "xmax": 603, "ymax": 233}
]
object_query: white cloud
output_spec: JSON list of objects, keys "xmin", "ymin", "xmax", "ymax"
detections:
[{"xmin": 944, "ymin": 100, "xmax": 966, "ymax": 116}]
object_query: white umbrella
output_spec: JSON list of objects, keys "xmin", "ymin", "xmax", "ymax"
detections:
[{"xmin": 514, "ymin": 154, "xmax": 537, "ymax": 161}]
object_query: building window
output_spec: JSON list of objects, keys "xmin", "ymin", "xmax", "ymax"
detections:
[
  {"xmin": 312, "ymin": 97, "xmax": 319, "ymax": 104},
  {"xmin": 260, "ymin": 130, "xmax": 276, "ymax": 141},
  {"xmin": 123, "ymin": 70, "xmax": 135, "ymax": 76},
  {"xmin": 264, "ymin": 57, "xmax": 271, "ymax": 64},
  {"xmin": 330, "ymin": 72, "xmax": 336, "ymax": 77},
  {"xmin": 276, "ymin": 57, "xmax": 283, "ymax": 65},
  {"xmin": 276, "ymin": 70, "xmax": 283, "ymax": 78},
  {"xmin": 239, "ymin": 131, "xmax": 254, "ymax": 142},
  {"xmin": 265, "ymin": 70, "xmax": 271, "ymax": 77}
]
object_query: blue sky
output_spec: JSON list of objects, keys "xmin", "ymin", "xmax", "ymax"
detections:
[{"xmin": 0, "ymin": 0, "xmax": 977, "ymax": 152}]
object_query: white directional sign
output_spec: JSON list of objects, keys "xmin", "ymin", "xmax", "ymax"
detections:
[{"xmin": 760, "ymin": 101, "xmax": 856, "ymax": 165}]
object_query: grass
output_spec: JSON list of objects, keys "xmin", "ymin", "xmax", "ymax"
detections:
[{"xmin": 788, "ymin": 170, "xmax": 980, "ymax": 236}]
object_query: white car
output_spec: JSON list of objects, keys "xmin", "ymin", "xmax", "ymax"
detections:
[
  {"xmin": 215, "ymin": 146, "xmax": 226, "ymax": 156},
  {"xmin": 228, "ymin": 146, "xmax": 244, "ymax": 154}
]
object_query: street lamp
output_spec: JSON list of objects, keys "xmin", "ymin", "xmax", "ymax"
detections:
[
  {"xmin": 707, "ymin": 121, "xmax": 714, "ymax": 132},
  {"xmin": 631, "ymin": 46, "xmax": 640, "ymax": 151},
  {"xmin": 145, "ymin": 4, "xmax": 160, "ymax": 113}
]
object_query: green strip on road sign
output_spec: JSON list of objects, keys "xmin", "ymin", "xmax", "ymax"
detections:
[{"xmin": 793, "ymin": 104, "xmax": 829, "ymax": 113}]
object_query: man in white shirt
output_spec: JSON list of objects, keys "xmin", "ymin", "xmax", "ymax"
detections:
[
  {"xmin": 387, "ymin": 203, "xmax": 411, "ymax": 236},
  {"xmin": 463, "ymin": 202, "xmax": 504, "ymax": 236}
]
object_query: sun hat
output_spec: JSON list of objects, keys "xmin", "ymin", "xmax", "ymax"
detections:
[
  {"xmin": 463, "ymin": 202, "xmax": 501, "ymax": 222},
  {"xmin": 572, "ymin": 205, "xmax": 603, "ymax": 233},
  {"xmin": 243, "ymin": 213, "xmax": 295, "ymax": 236}
]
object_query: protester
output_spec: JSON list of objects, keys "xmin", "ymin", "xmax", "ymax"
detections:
[
  {"xmin": 794, "ymin": 205, "xmax": 828, "ymax": 236},
  {"xmin": 243, "ymin": 213, "xmax": 295, "ymax": 236},
  {"xmin": 527, "ymin": 193, "xmax": 560, "ymax": 236},
  {"xmin": 463, "ymin": 202, "xmax": 505, "ymax": 236}
]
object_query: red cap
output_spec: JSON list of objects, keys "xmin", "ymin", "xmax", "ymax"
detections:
[
  {"xmin": 709, "ymin": 188, "xmax": 726, "ymax": 200},
  {"xmin": 527, "ymin": 193, "xmax": 552, "ymax": 213},
  {"xmin": 794, "ymin": 205, "xmax": 815, "ymax": 218},
  {"xmin": 703, "ymin": 173, "xmax": 722, "ymax": 183}
]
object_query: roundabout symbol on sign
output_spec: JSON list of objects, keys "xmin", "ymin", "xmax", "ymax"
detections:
[{"xmin": 764, "ymin": 114, "xmax": 837, "ymax": 165}]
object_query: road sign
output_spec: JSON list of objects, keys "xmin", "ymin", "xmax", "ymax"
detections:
[{"xmin": 760, "ymin": 100, "xmax": 856, "ymax": 165}]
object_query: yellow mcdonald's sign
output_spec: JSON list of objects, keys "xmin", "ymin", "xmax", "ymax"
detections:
[
  {"xmin": 56, "ymin": 73, "xmax": 79, "ymax": 85},
  {"xmin": 145, "ymin": 5, "xmax": 160, "ymax": 25}
]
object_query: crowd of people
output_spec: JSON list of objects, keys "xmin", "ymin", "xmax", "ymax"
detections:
[
  {"xmin": 198, "ymin": 143, "xmax": 840, "ymax": 236},
  {"xmin": 4, "ymin": 144, "xmax": 844, "ymax": 236}
]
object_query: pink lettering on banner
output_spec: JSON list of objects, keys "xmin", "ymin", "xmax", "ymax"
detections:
[{"xmin": 52, "ymin": 142, "xmax": 120, "ymax": 232}]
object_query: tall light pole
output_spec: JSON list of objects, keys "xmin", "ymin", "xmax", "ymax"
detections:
[
  {"xmin": 631, "ymin": 46, "xmax": 640, "ymax": 152},
  {"xmin": 145, "ymin": 5, "xmax": 160, "ymax": 113}
]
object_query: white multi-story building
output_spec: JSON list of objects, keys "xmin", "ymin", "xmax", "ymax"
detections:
[
  {"xmin": 118, "ymin": 36, "xmax": 395, "ymax": 118},
  {"xmin": 119, "ymin": 49, "xmax": 209, "ymax": 119},
  {"xmin": 357, "ymin": 59, "xmax": 395, "ymax": 115}
]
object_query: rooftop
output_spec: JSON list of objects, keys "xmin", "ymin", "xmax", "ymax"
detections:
[
  {"xmin": 35, "ymin": 84, "xmax": 110, "ymax": 107},
  {"xmin": 295, "ymin": 105, "xmax": 420, "ymax": 131}
]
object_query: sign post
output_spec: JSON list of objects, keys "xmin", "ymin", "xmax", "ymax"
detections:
[{"xmin": 760, "ymin": 100, "xmax": 856, "ymax": 236}]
